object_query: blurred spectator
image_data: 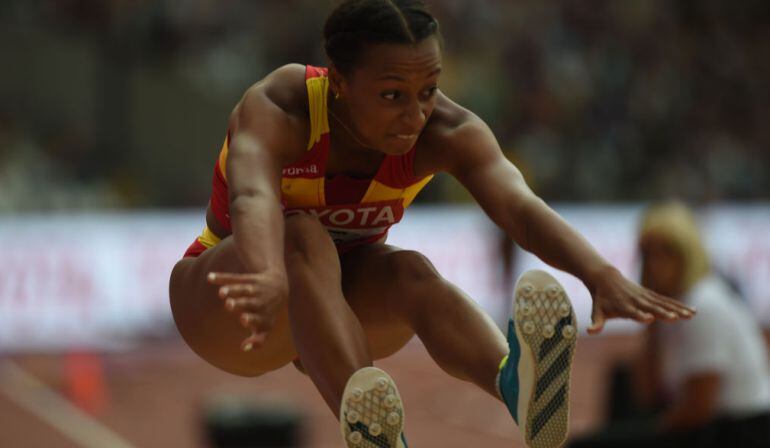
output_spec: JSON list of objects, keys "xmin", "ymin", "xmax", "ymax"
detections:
[{"xmin": 570, "ymin": 201, "xmax": 770, "ymax": 448}]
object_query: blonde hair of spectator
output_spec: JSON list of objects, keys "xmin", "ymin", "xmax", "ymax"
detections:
[{"xmin": 639, "ymin": 202, "xmax": 710, "ymax": 293}]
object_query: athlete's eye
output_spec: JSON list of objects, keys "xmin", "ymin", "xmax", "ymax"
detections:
[
  {"xmin": 381, "ymin": 90, "xmax": 401, "ymax": 101},
  {"xmin": 423, "ymin": 86, "xmax": 439, "ymax": 98}
]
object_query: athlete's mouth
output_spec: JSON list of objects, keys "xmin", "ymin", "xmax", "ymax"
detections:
[{"xmin": 393, "ymin": 134, "xmax": 417, "ymax": 140}]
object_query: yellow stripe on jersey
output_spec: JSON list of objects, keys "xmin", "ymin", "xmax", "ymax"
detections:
[
  {"xmin": 197, "ymin": 225, "xmax": 222, "ymax": 249},
  {"xmin": 218, "ymin": 136, "xmax": 229, "ymax": 181},
  {"xmin": 401, "ymin": 175, "xmax": 434, "ymax": 208},
  {"xmin": 221, "ymin": 72, "xmax": 328, "ymax": 181},
  {"xmin": 361, "ymin": 175, "xmax": 434, "ymax": 207},
  {"xmin": 306, "ymin": 76, "xmax": 330, "ymax": 150}
]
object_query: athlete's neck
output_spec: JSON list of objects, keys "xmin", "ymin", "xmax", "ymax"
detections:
[
  {"xmin": 327, "ymin": 96, "xmax": 376, "ymax": 156},
  {"xmin": 327, "ymin": 96, "xmax": 385, "ymax": 178}
]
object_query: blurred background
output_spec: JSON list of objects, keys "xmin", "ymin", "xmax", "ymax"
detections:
[{"xmin": 1, "ymin": 0, "xmax": 768, "ymax": 447}]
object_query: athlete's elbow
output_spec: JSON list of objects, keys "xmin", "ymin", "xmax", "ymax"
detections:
[
  {"xmin": 229, "ymin": 190, "xmax": 276, "ymax": 217},
  {"xmin": 492, "ymin": 192, "xmax": 538, "ymax": 242}
]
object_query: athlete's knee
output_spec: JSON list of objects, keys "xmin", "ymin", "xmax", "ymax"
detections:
[
  {"xmin": 284, "ymin": 213, "xmax": 336, "ymax": 265},
  {"xmin": 386, "ymin": 250, "xmax": 443, "ymax": 288},
  {"xmin": 380, "ymin": 250, "xmax": 447, "ymax": 328}
]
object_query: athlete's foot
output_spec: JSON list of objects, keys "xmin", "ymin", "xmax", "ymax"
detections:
[
  {"xmin": 498, "ymin": 270, "xmax": 577, "ymax": 448},
  {"xmin": 340, "ymin": 367, "xmax": 407, "ymax": 448}
]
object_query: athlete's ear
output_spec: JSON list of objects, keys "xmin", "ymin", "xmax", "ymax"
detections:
[{"xmin": 328, "ymin": 63, "xmax": 347, "ymax": 99}]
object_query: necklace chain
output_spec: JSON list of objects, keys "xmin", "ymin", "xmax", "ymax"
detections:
[{"xmin": 327, "ymin": 97, "xmax": 371, "ymax": 150}]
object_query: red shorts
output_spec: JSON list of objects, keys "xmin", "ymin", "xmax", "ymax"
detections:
[
  {"xmin": 183, "ymin": 239, "xmax": 208, "ymax": 258},
  {"xmin": 182, "ymin": 230, "xmax": 387, "ymax": 259}
]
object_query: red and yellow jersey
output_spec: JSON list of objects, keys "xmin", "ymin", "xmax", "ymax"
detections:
[{"xmin": 186, "ymin": 65, "xmax": 434, "ymax": 257}]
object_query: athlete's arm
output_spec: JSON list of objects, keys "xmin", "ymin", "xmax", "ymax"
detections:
[
  {"xmin": 205, "ymin": 65, "xmax": 308, "ymax": 348},
  {"xmin": 225, "ymin": 65, "xmax": 307, "ymax": 280},
  {"xmin": 438, "ymin": 114, "xmax": 695, "ymax": 332}
]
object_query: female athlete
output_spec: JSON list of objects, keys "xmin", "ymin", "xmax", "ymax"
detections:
[{"xmin": 169, "ymin": 1, "xmax": 695, "ymax": 447}]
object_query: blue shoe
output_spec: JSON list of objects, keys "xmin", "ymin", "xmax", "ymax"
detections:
[
  {"xmin": 340, "ymin": 367, "xmax": 405, "ymax": 448},
  {"xmin": 499, "ymin": 270, "xmax": 577, "ymax": 448}
]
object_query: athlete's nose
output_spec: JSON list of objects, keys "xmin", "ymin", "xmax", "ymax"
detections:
[{"xmin": 401, "ymin": 99, "xmax": 426, "ymax": 132}]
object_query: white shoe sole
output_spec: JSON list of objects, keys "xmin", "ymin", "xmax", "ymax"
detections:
[
  {"xmin": 340, "ymin": 367, "xmax": 405, "ymax": 448},
  {"xmin": 514, "ymin": 270, "xmax": 577, "ymax": 448}
]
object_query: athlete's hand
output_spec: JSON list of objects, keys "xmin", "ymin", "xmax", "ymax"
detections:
[
  {"xmin": 207, "ymin": 270, "xmax": 289, "ymax": 351},
  {"xmin": 585, "ymin": 266, "xmax": 695, "ymax": 334}
]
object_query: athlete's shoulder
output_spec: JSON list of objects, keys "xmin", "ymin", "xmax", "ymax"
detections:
[
  {"xmin": 228, "ymin": 64, "xmax": 311, "ymax": 166},
  {"xmin": 239, "ymin": 63, "xmax": 309, "ymax": 118},
  {"xmin": 417, "ymin": 91, "xmax": 496, "ymax": 173},
  {"xmin": 429, "ymin": 92, "xmax": 477, "ymax": 129},
  {"xmin": 423, "ymin": 92, "xmax": 492, "ymax": 147}
]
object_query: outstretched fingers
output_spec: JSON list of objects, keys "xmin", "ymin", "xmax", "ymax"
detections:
[
  {"xmin": 649, "ymin": 292, "xmax": 696, "ymax": 318},
  {"xmin": 207, "ymin": 272, "xmax": 256, "ymax": 285},
  {"xmin": 206, "ymin": 272, "xmax": 269, "ymax": 351},
  {"xmin": 624, "ymin": 302, "xmax": 655, "ymax": 323},
  {"xmin": 218, "ymin": 283, "xmax": 261, "ymax": 300},
  {"xmin": 588, "ymin": 270, "xmax": 697, "ymax": 336},
  {"xmin": 633, "ymin": 296, "xmax": 678, "ymax": 321},
  {"xmin": 240, "ymin": 330, "xmax": 268, "ymax": 352},
  {"xmin": 588, "ymin": 305, "xmax": 606, "ymax": 335},
  {"xmin": 241, "ymin": 312, "xmax": 272, "ymax": 336},
  {"xmin": 224, "ymin": 298, "xmax": 266, "ymax": 313}
]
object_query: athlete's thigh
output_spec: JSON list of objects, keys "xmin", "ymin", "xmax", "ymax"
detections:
[
  {"xmin": 340, "ymin": 243, "xmax": 424, "ymax": 359},
  {"xmin": 170, "ymin": 237, "xmax": 296, "ymax": 375}
]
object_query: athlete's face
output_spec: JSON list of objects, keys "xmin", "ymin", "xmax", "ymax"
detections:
[
  {"xmin": 331, "ymin": 37, "xmax": 442, "ymax": 155},
  {"xmin": 639, "ymin": 234, "xmax": 685, "ymax": 298}
]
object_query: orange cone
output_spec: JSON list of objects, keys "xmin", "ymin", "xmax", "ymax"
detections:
[{"xmin": 64, "ymin": 351, "xmax": 107, "ymax": 416}]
